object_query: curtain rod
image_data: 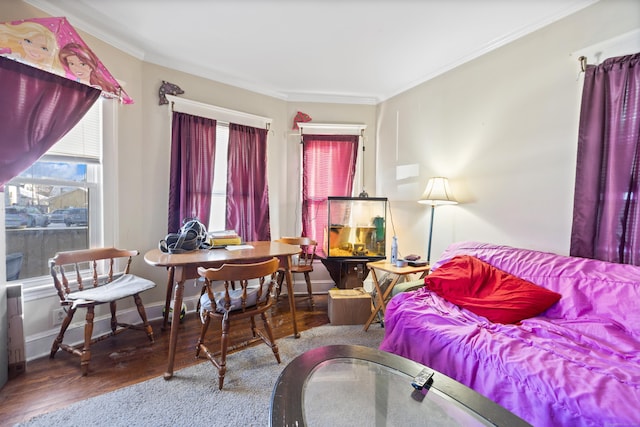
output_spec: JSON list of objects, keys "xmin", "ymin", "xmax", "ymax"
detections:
[
  {"xmin": 298, "ymin": 123, "xmax": 366, "ymax": 136},
  {"xmin": 166, "ymin": 94, "xmax": 272, "ymax": 130},
  {"xmin": 578, "ymin": 56, "xmax": 588, "ymax": 72}
]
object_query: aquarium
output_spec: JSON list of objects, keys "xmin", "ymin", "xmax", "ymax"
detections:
[{"xmin": 325, "ymin": 196, "xmax": 387, "ymax": 259}]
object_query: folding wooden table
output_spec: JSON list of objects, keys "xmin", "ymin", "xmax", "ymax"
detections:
[{"xmin": 363, "ymin": 260, "xmax": 430, "ymax": 331}]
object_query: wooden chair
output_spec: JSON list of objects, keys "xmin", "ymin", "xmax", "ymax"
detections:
[
  {"xmin": 276, "ymin": 237, "xmax": 317, "ymax": 307},
  {"xmin": 49, "ymin": 248, "xmax": 156, "ymax": 376},
  {"xmin": 196, "ymin": 257, "xmax": 281, "ymax": 390}
]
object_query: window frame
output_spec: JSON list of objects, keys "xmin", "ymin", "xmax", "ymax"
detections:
[
  {"xmin": 164, "ymin": 95, "xmax": 272, "ymax": 233},
  {"xmin": 296, "ymin": 123, "xmax": 366, "ymax": 245},
  {"xmin": 3, "ymin": 99, "xmax": 116, "ymax": 301}
]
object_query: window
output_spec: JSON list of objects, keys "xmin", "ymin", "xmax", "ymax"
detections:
[
  {"xmin": 164, "ymin": 95, "xmax": 272, "ymax": 235},
  {"xmin": 570, "ymin": 53, "xmax": 640, "ymax": 264},
  {"xmin": 3, "ymin": 100, "xmax": 104, "ymax": 285},
  {"xmin": 298, "ymin": 124, "xmax": 365, "ymax": 256},
  {"xmin": 208, "ymin": 123, "xmax": 229, "ymax": 231}
]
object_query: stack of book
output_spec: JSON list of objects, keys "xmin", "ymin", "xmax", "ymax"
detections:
[{"xmin": 208, "ymin": 230, "xmax": 242, "ymax": 246}]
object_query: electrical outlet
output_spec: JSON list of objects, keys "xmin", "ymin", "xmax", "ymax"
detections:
[{"xmin": 52, "ymin": 308, "xmax": 66, "ymax": 326}]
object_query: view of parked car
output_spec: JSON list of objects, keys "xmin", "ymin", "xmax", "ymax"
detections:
[
  {"xmin": 5, "ymin": 207, "xmax": 29, "ymax": 229},
  {"xmin": 23, "ymin": 206, "xmax": 50, "ymax": 227},
  {"xmin": 47, "ymin": 208, "xmax": 70, "ymax": 224},
  {"xmin": 64, "ymin": 208, "xmax": 88, "ymax": 227},
  {"xmin": 5, "ymin": 206, "xmax": 49, "ymax": 228}
]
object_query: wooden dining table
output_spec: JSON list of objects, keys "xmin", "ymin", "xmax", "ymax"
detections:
[{"xmin": 144, "ymin": 241, "xmax": 301, "ymax": 379}]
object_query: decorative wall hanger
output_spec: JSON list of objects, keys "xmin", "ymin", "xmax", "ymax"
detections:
[
  {"xmin": 292, "ymin": 111, "xmax": 312, "ymax": 130},
  {"xmin": 158, "ymin": 80, "xmax": 184, "ymax": 105}
]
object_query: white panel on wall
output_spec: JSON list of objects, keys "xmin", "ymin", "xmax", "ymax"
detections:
[{"xmin": 396, "ymin": 164, "xmax": 420, "ymax": 181}]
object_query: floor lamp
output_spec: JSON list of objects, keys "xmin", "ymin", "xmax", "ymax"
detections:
[{"xmin": 418, "ymin": 177, "xmax": 458, "ymax": 264}]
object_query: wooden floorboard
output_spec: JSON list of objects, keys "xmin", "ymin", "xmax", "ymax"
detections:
[{"xmin": 0, "ymin": 295, "xmax": 330, "ymax": 425}]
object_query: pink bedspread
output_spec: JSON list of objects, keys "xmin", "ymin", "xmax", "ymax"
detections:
[{"xmin": 379, "ymin": 241, "xmax": 640, "ymax": 427}]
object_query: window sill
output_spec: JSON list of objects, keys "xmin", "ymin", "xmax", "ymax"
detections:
[{"xmin": 18, "ymin": 278, "xmax": 56, "ymax": 302}]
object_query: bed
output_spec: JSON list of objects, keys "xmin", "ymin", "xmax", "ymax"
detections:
[{"xmin": 379, "ymin": 241, "xmax": 640, "ymax": 426}]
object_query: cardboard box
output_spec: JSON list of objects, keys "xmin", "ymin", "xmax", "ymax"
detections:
[{"xmin": 328, "ymin": 287, "xmax": 372, "ymax": 325}]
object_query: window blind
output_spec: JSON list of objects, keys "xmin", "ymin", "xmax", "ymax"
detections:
[{"xmin": 44, "ymin": 100, "xmax": 102, "ymax": 163}]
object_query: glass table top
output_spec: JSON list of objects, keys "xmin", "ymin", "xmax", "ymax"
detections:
[
  {"xmin": 270, "ymin": 345, "xmax": 531, "ymax": 427},
  {"xmin": 302, "ymin": 358, "xmax": 491, "ymax": 427}
]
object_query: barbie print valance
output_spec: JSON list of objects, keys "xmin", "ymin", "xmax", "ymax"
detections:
[{"xmin": 0, "ymin": 16, "xmax": 133, "ymax": 104}]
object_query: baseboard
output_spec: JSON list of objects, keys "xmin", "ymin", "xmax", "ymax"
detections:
[
  {"xmin": 24, "ymin": 278, "xmax": 344, "ymax": 362},
  {"xmin": 24, "ymin": 296, "xmax": 201, "ymax": 362}
]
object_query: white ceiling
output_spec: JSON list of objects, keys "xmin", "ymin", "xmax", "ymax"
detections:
[{"xmin": 26, "ymin": 0, "xmax": 597, "ymax": 104}]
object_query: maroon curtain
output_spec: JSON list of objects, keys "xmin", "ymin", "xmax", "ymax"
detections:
[
  {"xmin": 167, "ymin": 112, "xmax": 216, "ymax": 232},
  {"xmin": 226, "ymin": 123, "xmax": 270, "ymax": 241},
  {"xmin": 570, "ymin": 53, "xmax": 640, "ymax": 265},
  {"xmin": 0, "ymin": 57, "xmax": 101, "ymax": 189},
  {"xmin": 302, "ymin": 134, "xmax": 359, "ymax": 257}
]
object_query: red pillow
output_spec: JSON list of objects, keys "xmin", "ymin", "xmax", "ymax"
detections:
[{"xmin": 424, "ymin": 255, "xmax": 561, "ymax": 324}]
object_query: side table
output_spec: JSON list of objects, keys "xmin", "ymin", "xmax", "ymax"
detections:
[{"xmin": 363, "ymin": 260, "xmax": 430, "ymax": 331}]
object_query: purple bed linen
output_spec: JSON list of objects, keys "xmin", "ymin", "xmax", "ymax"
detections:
[{"xmin": 379, "ymin": 241, "xmax": 640, "ymax": 427}]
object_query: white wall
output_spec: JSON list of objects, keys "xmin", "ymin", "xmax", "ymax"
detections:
[{"xmin": 375, "ymin": 0, "xmax": 640, "ymax": 261}]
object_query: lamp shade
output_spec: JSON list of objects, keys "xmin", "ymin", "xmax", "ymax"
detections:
[{"xmin": 418, "ymin": 177, "xmax": 458, "ymax": 206}]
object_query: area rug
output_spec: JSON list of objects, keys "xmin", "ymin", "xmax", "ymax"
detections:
[{"xmin": 17, "ymin": 324, "xmax": 385, "ymax": 427}]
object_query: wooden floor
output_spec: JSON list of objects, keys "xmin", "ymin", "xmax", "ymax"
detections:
[{"xmin": 0, "ymin": 294, "xmax": 330, "ymax": 426}]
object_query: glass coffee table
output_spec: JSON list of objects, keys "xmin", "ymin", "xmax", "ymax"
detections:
[{"xmin": 270, "ymin": 345, "xmax": 530, "ymax": 426}]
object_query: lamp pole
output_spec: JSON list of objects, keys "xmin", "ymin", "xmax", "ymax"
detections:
[{"xmin": 427, "ymin": 204, "xmax": 435, "ymax": 264}]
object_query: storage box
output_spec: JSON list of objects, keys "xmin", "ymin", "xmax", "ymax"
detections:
[{"xmin": 328, "ymin": 288, "xmax": 372, "ymax": 325}]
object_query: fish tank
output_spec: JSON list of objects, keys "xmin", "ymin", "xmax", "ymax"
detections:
[{"xmin": 324, "ymin": 196, "xmax": 387, "ymax": 260}]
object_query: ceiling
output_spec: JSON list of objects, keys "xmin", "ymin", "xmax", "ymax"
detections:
[{"xmin": 26, "ymin": 0, "xmax": 597, "ymax": 104}]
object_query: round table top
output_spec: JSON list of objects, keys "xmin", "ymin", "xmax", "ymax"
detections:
[{"xmin": 144, "ymin": 240, "xmax": 300, "ymax": 267}]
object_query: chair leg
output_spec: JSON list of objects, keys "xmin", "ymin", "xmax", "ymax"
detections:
[
  {"xmin": 109, "ymin": 301, "xmax": 117, "ymax": 333},
  {"xmin": 196, "ymin": 283, "xmax": 207, "ymax": 312},
  {"xmin": 304, "ymin": 272, "xmax": 314, "ymax": 308},
  {"xmin": 249, "ymin": 316, "xmax": 257, "ymax": 337},
  {"xmin": 260, "ymin": 312, "xmax": 281, "ymax": 364},
  {"xmin": 81, "ymin": 306, "xmax": 95, "ymax": 376},
  {"xmin": 133, "ymin": 293, "xmax": 154, "ymax": 342},
  {"xmin": 196, "ymin": 315, "xmax": 211, "ymax": 359},
  {"xmin": 273, "ymin": 271, "xmax": 283, "ymax": 300},
  {"xmin": 218, "ymin": 317, "xmax": 230, "ymax": 390},
  {"xmin": 50, "ymin": 306, "xmax": 75, "ymax": 358}
]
